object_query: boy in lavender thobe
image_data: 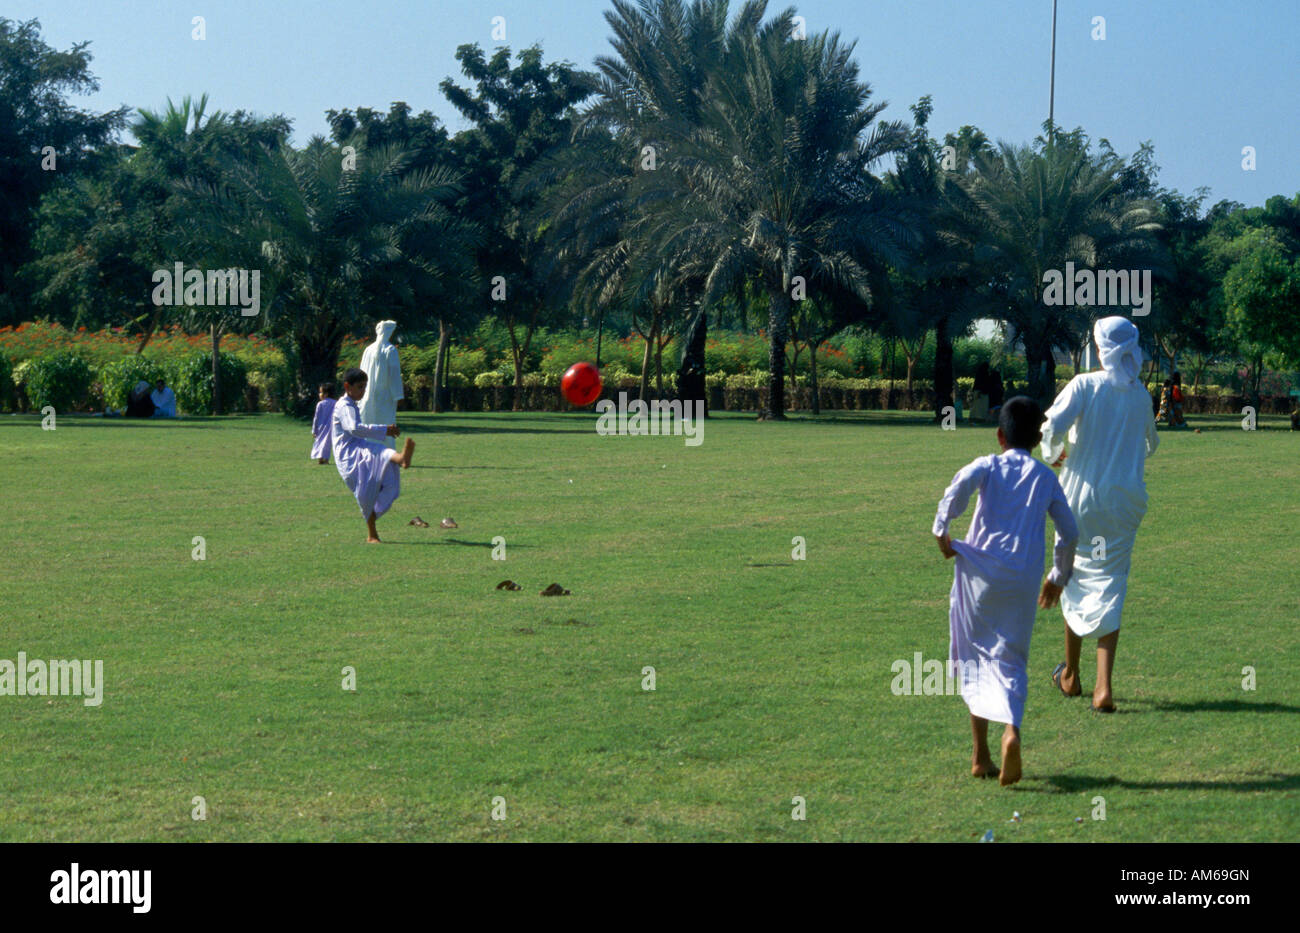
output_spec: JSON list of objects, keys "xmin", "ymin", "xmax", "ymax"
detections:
[
  {"xmin": 332, "ymin": 368, "xmax": 414, "ymax": 543},
  {"xmin": 933, "ymin": 397, "xmax": 1078, "ymax": 786},
  {"xmin": 311, "ymin": 383, "xmax": 337, "ymax": 464}
]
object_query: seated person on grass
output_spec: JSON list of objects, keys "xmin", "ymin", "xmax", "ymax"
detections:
[{"xmin": 150, "ymin": 379, "xmax": 177, "ymax": 418}]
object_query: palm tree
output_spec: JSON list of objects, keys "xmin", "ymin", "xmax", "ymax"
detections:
[
  {"xmin": 557, "ymin": 0, "xmax": 770, "ymax": 406},
  {"xmin": 632, "ymin": 15, "xmax": 912, "ymax": 418},
  {"xmin": 883, "ymin": 98, "xmax": 995, "ymax": 418},
  {"xmin": 133, "ymin": 95, "xmax": 290, "ymax": 412},
  {"xmin": 960, "ymin": 132, "xmax": 1164, "ymax": 402},
  {"xmin": 183, "ymin": 137, "xmax": 478, "ymax": 414}
]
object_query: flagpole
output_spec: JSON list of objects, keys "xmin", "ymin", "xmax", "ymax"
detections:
[{"xmin": 1048, "ymin": 0, "xmax": 1058, "ymax": 143}]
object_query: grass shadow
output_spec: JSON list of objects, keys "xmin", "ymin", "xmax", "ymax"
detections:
[
  {"xmin": 1128, "ymin": 698, "xmax": 1300, "ymax": 715},
  {"xmin": 386, "ymin": 538, "xmax": 534, "ymax": 549},
  {"xmin": 0, "ymin": 415, "xmax": 265, "ymax": 429},
  {"xmin": 403, "ymin": 423, "xmax": 592, "ymax": 436},
  {"xmin": 1027, "ymin": 772, "xmax": 1300, "ymax": 794}
]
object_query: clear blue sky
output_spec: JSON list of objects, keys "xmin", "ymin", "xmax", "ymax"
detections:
[{"xmin": 9, "ymin": 0, "xmax": 1297, "ymax": 208}]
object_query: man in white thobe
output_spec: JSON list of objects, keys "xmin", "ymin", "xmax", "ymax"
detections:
[
  {"xmin": 332, "ymin": 367, "xmax": 413, "ymax": 542},
  {"xmin": 934, "ymin": 397, "xmax": 1078, "ymax": 784},
  {"xmin": 359, "ymin": 320, "xmax": 403, "ymax": 449},
  {"xmin": 1041, "ymin": 316, "xmax": 1159, "ymax": 712}
]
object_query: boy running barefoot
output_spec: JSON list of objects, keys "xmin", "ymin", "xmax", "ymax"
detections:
[
  {"xmin": 332, "ymin": 368, "xmax": 414, "ymax": 543},
  {"xmin": 933, "ymin": 398, "xmax": 1078, "ymax": 786}
]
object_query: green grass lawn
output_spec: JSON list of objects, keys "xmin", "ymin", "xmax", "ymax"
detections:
[{"xmin": 1, "ymin": 408, "xmax": 1296, "ymax": 841}]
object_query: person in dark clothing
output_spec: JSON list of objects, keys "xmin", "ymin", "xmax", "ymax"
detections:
[{"xmin": 125, "ymin": 381, "xmax": 155, "ymax": 418}]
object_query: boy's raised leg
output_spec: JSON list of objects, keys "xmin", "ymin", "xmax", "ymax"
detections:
[
  {"xmin": 999, "ymin": 725, "xmax": 1022, "ymax": 786},
  {"xmin": 1093, "ymin": 631, "xmax": 1119, "ymax": 710},
  {"xmin": 970, "ymin": 715, "xmax": 999, "ymax": 778},
  {"xmin": 389, "ymin": 438, "xmax": 415, "ymax": 469},
  {"xmin": 1059, "ymin": 622, "xmax": 1084, "ymax": 696}
]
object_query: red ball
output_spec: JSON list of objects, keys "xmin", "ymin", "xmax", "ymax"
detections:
[{"xmin": 561, "ymin": 361, "xmax": 603, "ymax": 407}]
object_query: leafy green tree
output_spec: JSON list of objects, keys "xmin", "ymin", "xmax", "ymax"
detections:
[
  {"xmin": 0, "ymin": 17, "xmax": 127, "ymax": 324},
  {"xmin": 440, "ymin": 44, "xmax": 593, "ymax": 408},
  {"xmin": 1203, "ymin": 194, "xmax": 1300, "ymax": 398},
  {"xmin": 327, "ymin": 103, "xmax": 466, "ymax": 409}
]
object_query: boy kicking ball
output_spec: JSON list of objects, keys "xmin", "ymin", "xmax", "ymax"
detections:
[
  {"xmin": 933, "ymin": 397, "xmax": 1079, "ymax": 785},
  {"xmin": 332, "ymin": 367, "xmax": 414, "ymax": 543}
]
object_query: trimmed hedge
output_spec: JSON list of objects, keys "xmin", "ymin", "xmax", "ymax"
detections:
[
  {"xmin": 100, "ymin": 356, "xmax": 166, "ymax": 410},
  {"xmin": 21, "ymin": 353, "xmax": 93, "ymax": 412},
  {"xmin": 169, "ymin": 351, "xmax": 250, "ymax": 415}
]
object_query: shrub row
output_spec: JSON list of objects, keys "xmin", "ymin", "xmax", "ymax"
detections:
[{"xmin": 11, "ymin": 351, "xmax": 249, "ymax": 415}]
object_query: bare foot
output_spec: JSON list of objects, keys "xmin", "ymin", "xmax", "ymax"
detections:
[
  {"xmin": 999, "ymin": 731, "xmax": 1022, "ymax": 786},
  {"xmin": 971, "ymin": 760, "xmax": 1000, "ymax": 779},
  {"xmin": 366, "ymin": 536, "xmax": 381, "ymax": 544},
  {"xmin": 399, "ymin": 437, "xmax": 415, "ymax": 469}
]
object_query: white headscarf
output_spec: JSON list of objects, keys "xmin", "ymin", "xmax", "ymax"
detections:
[{"xmin": 1094, "ymin": 316, "xmax": 1141, "ymax": 385}]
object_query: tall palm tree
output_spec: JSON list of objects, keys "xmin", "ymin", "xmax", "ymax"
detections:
[
  {"xmin": 632, "ymin": 16, "xmax": 912, "ymax": 418},
  {"xmin": 559, "ymin": 0, "xmax": 770, "ymax": 406},
  {"xmin": 883, "ymin": 98, "xmax": 995, "ymax": 418},
  {"xmin": 133, "ymin": 95, "xmax": 291, "ymax": 412},
  {"xmin": 960, "ymin": 135, "xmax": 1164, "ymax": 402}
]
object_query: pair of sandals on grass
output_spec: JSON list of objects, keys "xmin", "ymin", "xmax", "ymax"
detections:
[
  {"xmin": 1051, "ymin": 662, "xmax": 1115, "ymax": 714},
  {"xmin": 496, "ymin": 580, "xmax": 571, "ymax": 596},
  {"xmin": 409, "ymin": 516, "xmax": 456, "ymax": 528}
]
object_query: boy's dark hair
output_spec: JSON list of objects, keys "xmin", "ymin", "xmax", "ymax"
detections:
[
  {"xmin": 318, "ymin": 382, "xmax": 335, "ymax": 396},
  {"xmin": 1163, "ymin": 378, "xmax": 1172, "ymax": 387},
  {"xmin": 343, "ymin": 368, "xmax": 367, "ymax": 386},
  {"xmin": 999, "ymin": 395, "xmax": 1043, "ymax": 450},
  {"xmin": 1172, "ymin": 371, "xmax": 1181, "ymax": 384}
]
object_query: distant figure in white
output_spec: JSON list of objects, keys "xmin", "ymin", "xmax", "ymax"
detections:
[
  {"xmin": 1042, "ymin": 316, "xmax": 1159, "ymax": 713},
  {"xmin": 359, "ymin": 320, "xmax": 403, "ymax": 449},
  {"xmin": 150, "ymin": 378, "xmax": 176, "ymax": 418}
]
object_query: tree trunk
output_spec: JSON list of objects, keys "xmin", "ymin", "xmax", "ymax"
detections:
[
  {"xmin": 788, "ymin": 343, "xmax": 801, "ymax": 411},
  {"xmin": 677, "ymin": 305, "xmax": 707, "ymax": 414},
  {"xmin": 884, "ymin": 337, "xmax": 895, "ymax": 410},
  {"xmin": 506, "ymin": 316, "xmax": 535, "ymax": 412},
  {"xmin": 1024, "ymin": 334, "xmax": 1057, "ymax": 407},
  {"xmin": 933, "ymin": 316, "xmax": 953, "ymax": 420},
  {"xmin": 433, "ymin": 318, "xmax": 450, "ymax": 412},
  {"xmin": 211, "ymin": 322, "xmax": 222, "ymax": 415},
  {"xmin": 294, "ymin": 335, "xmax": 344, "ymax": 418},
  {"xmin": 595, "ymin": 309, "xmax": 606, "ymax": 369},
  {"xmin": 655, "ymin": 332, "xmax": 665, "ymax": 396},
  {"xmin": 810, "ymin": 340, "xmax": 821, "ymax": 415},
  {"xmin": 135, "ymin": 308, "xmax": 162, "ymax": 355},
  {"xmin": 763, "ymin": 290, "xmax": 791, "ymax": 419},
  {"xmin": 638, "ymin": 311, "xmax": 658, "ymax": 402}
]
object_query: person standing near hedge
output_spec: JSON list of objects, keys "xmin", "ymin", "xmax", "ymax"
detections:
[
  {"xmin": 150, "ymin": 378, "xmax": 176, "ymax": 418},
  {"xmin": 310, "ymin": 382, "xmax": 336, "ymax": 464},
  {"xmin": 359, "ymin": 320, "xmax": 403, "ymax": 449}
]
